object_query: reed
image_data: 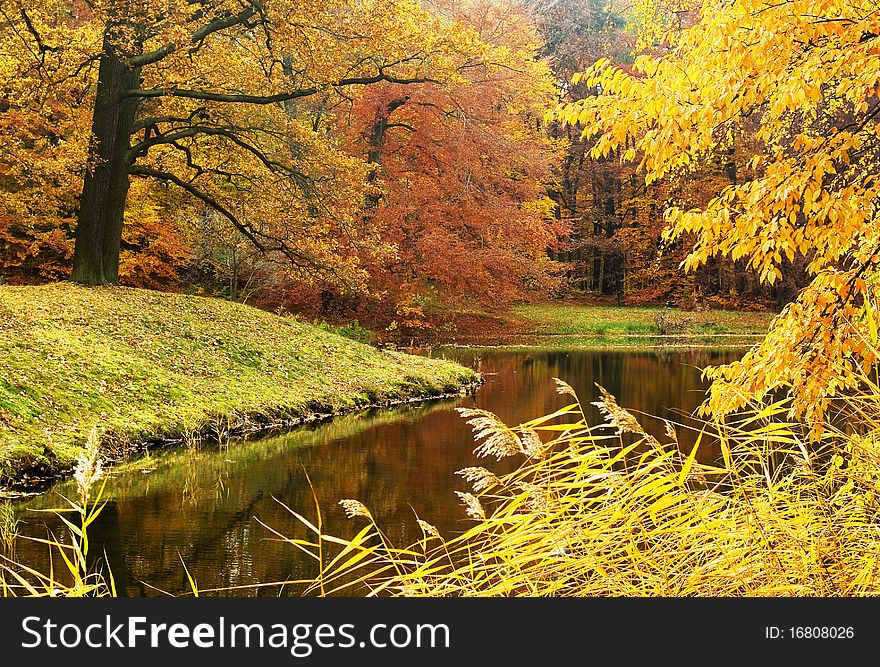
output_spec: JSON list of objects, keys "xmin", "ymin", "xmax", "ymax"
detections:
[
  {"xmin": 0, "ymin": 501, "xmax": 18, "ymax": 555},
  {"xmin": 0, "ymin": 429, "xmax": 114, "ymax": 597},
  {"xmin": 277, "ymin": 375, "xmax": 880, "ymax": 596}
]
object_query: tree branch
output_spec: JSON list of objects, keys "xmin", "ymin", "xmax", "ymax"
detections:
[
  {"xmin": 129, "ymin": 164, "xmax": 326, "ymax": 271},
  {"xmin": 128, "ymin": 124, "xmax": 310, "ymax": 188},
  {"xmin": 128, "ymin": 165, "xmax": 268, "ymax": 251},
  {"xmin": 132, "ymin": 113, "xmax": 206, "ymax": 132},
  {"xmin": 19, "ymin": 8, "xmax": 57, "ymax": 56},
  {"xmin": 123, "ymin": 73, "xmax": 437, "ymax": 104},
  {"xmin": 128, "ymin": 2, "xmax": 261, "ymax": 67},
  {"xmin": 385, "ymin": 122, "xmax": 417, "ymax": 133}
]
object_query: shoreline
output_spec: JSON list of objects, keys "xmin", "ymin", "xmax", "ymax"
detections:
[
  {"xmin": 0, "ymin": 284, "xmax": 479, "ymax": 494},
  {"xmin": 1, "ymin": 379, "xmax": 483, "ymax": 498}
]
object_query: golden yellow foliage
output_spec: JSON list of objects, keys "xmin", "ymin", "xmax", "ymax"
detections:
[{"xmin": 555, "ymin": 0, "xmax": 880, "ymax": 427}]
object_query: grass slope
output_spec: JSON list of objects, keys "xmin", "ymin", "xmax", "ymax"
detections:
[{"xmin": 0, "ymin": 283, "xmax": 477, "ymax": 487}]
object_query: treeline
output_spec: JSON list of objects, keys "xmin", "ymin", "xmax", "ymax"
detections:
[{"xmin": 1, "ymin": 0, "xmax": 800, "ymax": 337}]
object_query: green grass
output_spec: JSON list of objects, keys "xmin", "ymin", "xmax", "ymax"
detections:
[
  {"xmin": 0, "ymin": 283, "xmax": 477, "ymax": 488},
  {"xmin": 510, "ymin": 303, "xmax": 775, "ymax": 347}
]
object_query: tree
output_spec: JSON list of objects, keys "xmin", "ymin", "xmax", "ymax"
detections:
[
  {"xmin": 529, "ymin": 0, "xmax": 778, "ymax": 307},
  {"xmin": 184, "ymin": 208, "xmax": 284, "ymax": 303},
  {"xmin": 334, "ymin": 0, "xmax": 565, "ymax": 326},
  {"xmin": 0, "ymin": 2, "xmax": 93, "ymax": 283},
  {"xmin": 557, "ymin": 0, "xmax": 880, "ymax": 424},
  {"xmin": 2, "ymin": 0, "xmax": 474, "ymax": 285},
  {"xmin": 115, "ymin": 179, "xmax": 191, "ymax": 290}
]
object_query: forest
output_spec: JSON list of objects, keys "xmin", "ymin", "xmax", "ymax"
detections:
[
  {"xmin": 1, "ymin": 0, "xmax": 806, "ymax": 331},
  {"xmin": 2, "ymin": 0, "xmax": 880, "ymax": 613}
]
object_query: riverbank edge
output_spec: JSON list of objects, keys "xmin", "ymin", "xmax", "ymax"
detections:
[
  {"xmin": 382, "ymin": 302, "xmax": 775, "ymax": 348},
  {"xmin": 432, "ymin": 335, "xmax": 765, "ymax": 351},
  {"xmin": 0, "ymin": 283, "xmax": 481, "ymax": 495},
  {"xmin": 0, "ymin": 378, "xmax": 483, "ymax": 498}
]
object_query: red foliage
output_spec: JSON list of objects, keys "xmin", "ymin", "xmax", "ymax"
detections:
[{"xmin": 325, "ymin": 0, "xmax": 567, "ymax": 331}]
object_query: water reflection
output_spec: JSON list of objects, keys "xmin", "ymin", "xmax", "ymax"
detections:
[{"xmin": 12, "ymin": 347, "xmax": 741, "ymax": 596}]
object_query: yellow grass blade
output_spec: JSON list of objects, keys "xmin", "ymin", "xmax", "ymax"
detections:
[{"xmin": 677, "ymin": 431, "xmax": 702, "ymax": 487}]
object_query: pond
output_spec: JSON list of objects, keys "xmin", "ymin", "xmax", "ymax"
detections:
[{"xmin": 10, "ymin": 347, "xmax": 742, "ymax": 596}]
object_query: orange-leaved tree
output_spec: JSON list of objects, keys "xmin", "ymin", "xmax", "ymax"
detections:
[
  {"xmin": 556, "ymin": 0, "xmax": 880, "ymax": 425},
  {"xmin": 338, "ymin": 0, "xmax": 565, "ymax": 322}
]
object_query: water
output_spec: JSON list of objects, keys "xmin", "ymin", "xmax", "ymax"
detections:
[{"xmin": 10, "ymin": 347, "xmax": 741, "ymax": 596}]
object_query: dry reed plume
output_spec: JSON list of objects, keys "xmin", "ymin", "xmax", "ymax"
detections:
[
  {"xmin": 1, "ymin": 428, "xmax": 114, "ymax": 597},
  {"xmin": 275, "ymin": 377, "xmax": 880, "ymax": 597}
]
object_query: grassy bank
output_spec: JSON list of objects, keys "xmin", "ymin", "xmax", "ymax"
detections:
[
  {"xmin": 0, "ymin": 283, "xmax": 477, "ymax": 489},
  {"xmin": 508, "ymin": 303, "xmax": 775, "ymax": 347}
]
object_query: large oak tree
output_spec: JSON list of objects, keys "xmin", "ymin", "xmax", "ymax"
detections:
[{"xmin": 2, "ymin": 0, "xmax": 473, "ymax": 285}]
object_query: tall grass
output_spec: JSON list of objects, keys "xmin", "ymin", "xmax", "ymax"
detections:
[
  {"xmin": 1, "ymin": 429, "xmax": 114, "ymax": 597},
  {"xmin": 0, "ymin": 501, "xmax": 18, "ymax": 556},
  {"xmin": 6, "ymin": 375, "xmax": 880, "ymax": 597},
  {"xmin": 275, "ymin": 377, "xmax": 880, "ymax": 596}
]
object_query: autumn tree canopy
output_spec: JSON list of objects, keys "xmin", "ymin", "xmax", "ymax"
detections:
[
  {"xmin": 0, "ymin": 0, "xmax": 493, "ymax": 285},
  {"xmin": 337, "ymin": 0, "xmax": 563, "ymax": 322},
  {"xmin": 557, "ymin": 0, "xmax": 880, "ymax": 424}
]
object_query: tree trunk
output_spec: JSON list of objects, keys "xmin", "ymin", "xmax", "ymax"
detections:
[
  {"xmin": 364, "ymin": 98, "xmax": 408, "ymax": 210},
  {"xmin": 365, "ymin": 114, "xmax": 387, "ymax": 210},
  {"xmin": 71, "ymin": 24, "xmax": 140, "ymax": 285}
]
